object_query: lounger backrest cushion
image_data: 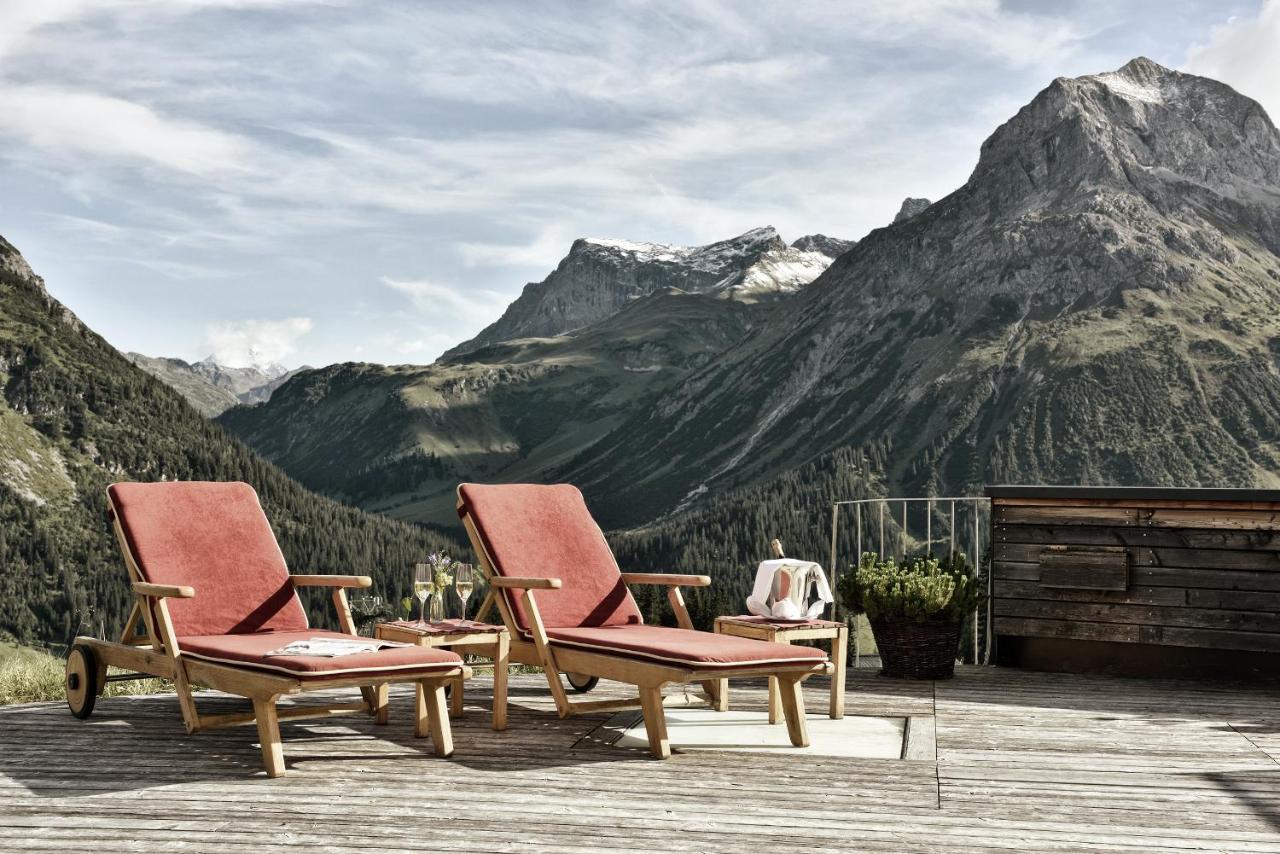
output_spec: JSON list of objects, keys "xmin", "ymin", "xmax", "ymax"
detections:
[
  {"xmin": 458, "ymin": 483, "xmax": 643, "ymax": 632},
  {"xmin": 108, "ymin": 481, "xmax": 308, "ymax": 637}
]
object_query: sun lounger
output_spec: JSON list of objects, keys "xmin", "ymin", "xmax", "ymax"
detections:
[
  {"xmin": 64, "ymin": 481, "xmax": 466, "ymax": 777},
  {"xmin": 456, "ymin": 482, "xmax": 831, "ymax": 758}
]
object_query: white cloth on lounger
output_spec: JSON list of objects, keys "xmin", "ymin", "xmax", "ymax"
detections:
[{"xmin": 263, "ymin": 637, "xmax": 409, "ymax": 657}]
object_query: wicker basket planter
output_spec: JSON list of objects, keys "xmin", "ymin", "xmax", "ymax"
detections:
[{"xmin": 869, "ymin": 615, "xmax": 962, "ymax": 680}]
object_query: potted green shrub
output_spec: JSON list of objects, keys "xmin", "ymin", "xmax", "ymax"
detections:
[{"xmin": 839, "ymin": 552, "xmax": 982, "ymax": 679}]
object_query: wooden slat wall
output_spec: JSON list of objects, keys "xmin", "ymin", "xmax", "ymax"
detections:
[{"xmin": 992, "ymin": 499, "xmax": 1280, "ymax": 654}]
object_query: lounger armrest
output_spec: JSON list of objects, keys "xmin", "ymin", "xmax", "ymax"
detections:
[
  {"xmin": 290, "ymin": 574, "xmax": 373, "ymax": 588},
  {"xmin": 489, "ymin": 576, "xmax": 562, "ymax": 590},
  {"xmin": 621, "ymin": 573, "xmax": 711, "ymax": 587},
  {"xmin": 132, "ymin": 581, "xmax": 196, "ymax": 599}
]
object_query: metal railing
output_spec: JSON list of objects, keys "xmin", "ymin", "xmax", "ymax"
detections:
[{"xmin": 829, "ymin": 496, "xmax": 993, "ymax": 667}]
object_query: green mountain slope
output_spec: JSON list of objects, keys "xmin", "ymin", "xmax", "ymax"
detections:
[
  {"xmin": 556, "ymin": 58, "xmax": 1280, "ymax": 527},
  {"xmin": 0, "ymin": 235, "xmax": 459, "ymax": 647},
  {"xmin": 219, "ymin": 289, "xmax": 760, "ymax": 526},
  {"xmin": 219, "ymin": 58, "xmax": 1280, "ymax": 560}
]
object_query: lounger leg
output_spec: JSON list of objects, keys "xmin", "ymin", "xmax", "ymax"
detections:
[
  {"xmin": 638, "ymin": 686, "xmax": 671, "ymax": 760},
  {"xmin": 712, "ymin": 677, "xmax": 729, "ymax": 712},
  {"xmin": 768, "ymin": 676, "xmax": 782, "ymax": 724},
  {"xmin": 708, "ymin": 619, "xmax": 727, "ymax": 711},
  {"xmin": 416, "ymin": 680, "xmax": 454, "ymax": 757},
  {"xmin": 831, "ymin": 624, "xmax": 848, "ymax": 720},
  {"xmin": 373, "ymin": 683, "xmax": 390, "ymax": 725},
  {"xmin": 776, "ymin": 675, "xmax": 810, "ymax": 748},
  {"xmin": 253, "ymin": 696, "xmax": 286, "ymax": 778},
  {"xmin": 768, "ymin": 634, "xmax": 791, "ymax": 725},
  {"xmin": 492, "ymin": 631, "xmax": 509, "ymax": 731}
]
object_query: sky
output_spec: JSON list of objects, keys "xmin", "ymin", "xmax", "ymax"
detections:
[{"xmin": 1, "ymin": 0, "xmax": 1277, "ymax": 369}]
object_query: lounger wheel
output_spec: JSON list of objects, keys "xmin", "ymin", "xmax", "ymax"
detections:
[
  {"xmin": 564, "ymin": 672, "xmax": 599, "ymax": 693},
  {"xmin": 66, "ymin": 644, "xmax": 101, "ymax": 720}
]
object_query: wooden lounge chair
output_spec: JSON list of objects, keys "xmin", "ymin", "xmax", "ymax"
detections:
[
  {"xmin": 457, "ymin": 482, "xmax": 832, "ymax": 758},
  {"xmin": 64, "ymin": 481, "xmax": 466, "ymax": 777}
]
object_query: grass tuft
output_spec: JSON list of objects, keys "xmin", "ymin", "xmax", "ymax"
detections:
[{"xmin": 0, "ymin": 641, "xmax": 171, "ymax": 706}]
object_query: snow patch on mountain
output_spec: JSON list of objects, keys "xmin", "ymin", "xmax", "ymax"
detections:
[{"xmin": 716, "ymin": 248, "xmax": 834, "ymax": 301}]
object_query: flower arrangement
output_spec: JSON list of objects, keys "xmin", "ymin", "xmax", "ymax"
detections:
[
  {"xmin": 838, "ymin": 551, "xmax": 984, "ymax": 679},
  {"xmin": 839, "ymin": 551, "xmax": 980, "ymax": 623}
]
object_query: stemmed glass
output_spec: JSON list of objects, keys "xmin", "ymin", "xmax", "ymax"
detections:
[
  {"xmin": 413, "ymin": 563, "xmax": 432, "ymax": 625},
  {"xmin": 455, "ymin": 564, "xmax": 475, "ymax": 625}
]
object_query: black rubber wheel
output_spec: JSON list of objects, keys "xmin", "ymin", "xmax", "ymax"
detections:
[
  {"xmin": 565, "ymin": 672, "xmax": 599, "ymax": 693},
  {"xmin": 66, "ymin": 644, "xmax": 100, "ymax": 720}
]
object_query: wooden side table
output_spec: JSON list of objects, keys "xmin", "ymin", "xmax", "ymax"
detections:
[
  {"xmin": 713, "ymin": 615, "xmax": 847, "ymax": 722},
  {"xmin": 374, "ymin": 621, "xmax": 510, "ymax": 731}
]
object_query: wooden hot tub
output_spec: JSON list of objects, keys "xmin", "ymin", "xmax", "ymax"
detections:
[{"xmin": 988, "ymin": 486, "xmax": 1280, "ymax": 678}]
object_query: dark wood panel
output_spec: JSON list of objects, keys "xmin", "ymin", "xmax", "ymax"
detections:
[
  {"xmin": 994, "ymin": 506, "xmax": 1138, "ymax": 527},
  {"xmin": 993, "ymin": 616, "xmax": 1140, "ymax": 644},
  {"xmin": 1144, "ymin": 508, "xmax": 1280, "ymax": 530},
  {"xmin": 994, "ymin": 524, "xmax": 1280, "ymax": 552},
  {"xmin": 996, "ymin": 542, "xmax": 1280, "ymax": 572},
  {"xmin": 1143, "ymin": 547, "xmax": 1280, "ymax": 571},
  {"xmin": 1186, "ymin": 589, "xmax": 1280, "ymax": 612},
  {"xmin": 1037, "ymin": 545, "xmax": 1129, "ymax": 591},
  {"xmin": 995, "ymin": 560, "xmax": 1280, "ymax": 592},
  {"xmin": 995, "ymin": 579, "xmax": 1186, "ymax": 607},
  {"xmin": 995, "ymin": 616, "xmax": 1280, "ymax": 652},
  {"xmin": 995, "ymin": 504, "xmax": 1280, "ymax": 530},
  {"xmin": 994, "ymin": 598, "xmax": 1280, "ymax": 635},
  {"xmin": 1141, "ymin": 625, "xmax": 1280, "ymax": 654}
]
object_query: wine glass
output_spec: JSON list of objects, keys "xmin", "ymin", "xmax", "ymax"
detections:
[
  {"xmin": 414, "ymin": 563, "xmax": 432, "ymax": 624},
  {"xmin": 455, "ymin": 563, "xmax": 475, "ymax": 625}
]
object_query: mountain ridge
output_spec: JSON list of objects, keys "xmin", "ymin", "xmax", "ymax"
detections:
[
  {"xmin": 551, "ymin": 56, "xmax": 1280, "ymax": 523},
  {"xmin": 223, "ymin": 57, "xmax": 1280, "ymax": 536},
  {"xmin": 127, "ymin": 353, "xmax": 306, "ymax": 416},
  {"xmin": 442, "ymin": 226, "xmax": 850, "ymax": 358},
  {"xmin": 0, "ymin": 236, "xmax": 459, "ymax": 646}
]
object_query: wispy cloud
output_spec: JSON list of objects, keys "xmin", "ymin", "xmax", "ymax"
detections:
[
  {"xmin": 1183, "ymin": 0, "xmax": 1280, "ymax": 120},
  {"xmin": 0, "ymin": 85, "xmax": 255, "ymax": 177},
  {"xmin": 382, "ymin": 276, "xmax": 509, "ymax": 326},
  {"xmin": 205, "ymin": 317, "xmax": 314, "ymax": 368},
  {"xmin": 0, "ymin": 0, "xmax": 1253, "ymax": 367}
]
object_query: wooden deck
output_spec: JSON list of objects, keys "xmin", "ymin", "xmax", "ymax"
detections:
[{"xmin": 1, "ymin": 666, "xmax": 1278, "ymax": 852}]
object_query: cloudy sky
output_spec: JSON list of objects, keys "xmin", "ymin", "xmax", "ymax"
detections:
[{"xmin": 1, "ymin": 0, "xmax": 1277, "ymax": 368}]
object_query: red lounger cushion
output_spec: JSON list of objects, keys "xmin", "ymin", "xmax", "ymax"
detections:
[
  {"xmin": 545, "ymin": 625, "xmax": 828, "ymax": 670},
  {"xmin": 458, "ymin": 483, "xmax": 643, "ymax": 632},
  {"xmin": 179, "ymin": 630, "xmax": 463, "ymax": 680},
  {"xmin": 109, "ymin": 481, "xmax": 308, "ymax": 637}
]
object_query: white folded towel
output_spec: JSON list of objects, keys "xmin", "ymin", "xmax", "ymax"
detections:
[{"xmin": 746, "ymin": 558, "xmax": 834, "ymax": 620}]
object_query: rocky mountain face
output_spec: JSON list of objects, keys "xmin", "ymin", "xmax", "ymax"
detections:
[
  {"xmin": 893, "ymin": 197, "xmax": 932, "ymax": 222},
  {"xmin": 790, "ymin": 233, "xmax": 856, "ymax": 258},
  {"xmin": 220, "ymin": 290, "xmax": 763, "ymax": 525},
  {"xmin": 127, "ymin": 353, "xmax": 303, "ymax": 417},
  {"xmin": 0, "ymin": 236, "xmax": 457, "ymax": 646},
  {"xmin": 551, "ymin": 57, "xmax": 1280, "ymax": 524},
  {"xmin": 223, "ymin": 58, "xmax": 1280, "ymax": 538},
  {"xmin": 443, "ymin": 226, "xmax": 848, "ymax": 357}
]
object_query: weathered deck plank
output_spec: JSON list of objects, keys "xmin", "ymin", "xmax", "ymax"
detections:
[{"xmin": 1, "ymin": 668, "xmax": 1278, "ymax": 852}]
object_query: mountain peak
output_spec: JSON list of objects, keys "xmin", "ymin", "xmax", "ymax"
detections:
[
  {"xmin": 791, "ymin": 234, "xmax": 855, "ymax": 258},
  {"xmin": 579, "ymin": 226, "xmax": 782, "ymax": 259},
  {"xmin": 1117, "ymin": 55, "xmax": 1170, "ymax": 81},
  {"xmin": 0, "ymin": 235, "xmax": 43, "ymax": 291},
  {"xmin": 1090, "ymin": 55, "xmax": 1178, "ymax": 105},
  {"xmin": 893, "ymin": 198, "xmax": 932, "ymax": 223},
  {"xmin": 971, "ymin": 56, "xmax": 1280, "ymax": 210},
  {"xmin": 445, "ymin": 227, "xmax": 818, "ymax": 357}
]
